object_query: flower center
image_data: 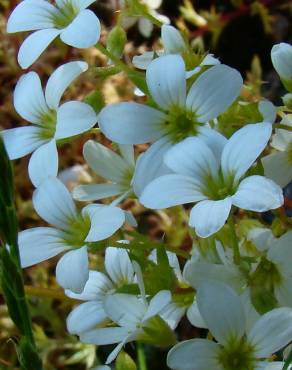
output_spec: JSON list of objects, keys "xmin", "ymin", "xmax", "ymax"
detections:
[
  {"xmin": 63, "ymin": 214, "xmax": 91, "ymax": 248},
  {"xmin": 39, "ymin": 110, "xmax": 57, "ymax": 140},
  {"xmin": 217, "ymin": 338, "xmax": 255, "ymax": 370},
  {"xmin": 121, "ymin": 166, "xmax": 135, "ymax": 191},
  {"xmin": 202, "ymin": 170, "xmax": 237, "ymax": 200},
  {"xmin": 53, "ymin": 0, "xmax": 79, "ymax": 29},
  {"xmin": 162, "ymin": 106, "xmax": 202, "ymax": 143}
]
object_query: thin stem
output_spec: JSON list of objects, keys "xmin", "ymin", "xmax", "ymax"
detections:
[
  {"xmin": 274, "ymin": 123, "xmax": 292, "ymax": 132},
  {"xmin": 95, "ymin": 43, "xmax": 132, "ymax": 74},
  {"xmin": 227, "ymin": 213, "xmax": 241, "ymax": 265},
  {"xmin": 24, "ymin": 286, "xmax": 77, "ymax": 303},
  {"xmin": 137, "ymin": 343, "xmax": 147, "ymax": 370}
]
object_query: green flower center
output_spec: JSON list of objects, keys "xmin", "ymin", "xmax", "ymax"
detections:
[
  {"xmin": 39, "ymin": 110, "xmax": 57, "ymax": 140},
  {"xmin": 63, "ymin": 214, "xmax": 91, "ymax": 248},
  {"xmin": 53, "ymin": 0, "xmax": 79, "ymax": 29},
  {"xmin": 217, "ymin": 338, "xmax": 255, "ymax": 370},
  {"xmin": 162, "ymin": 106, "xmax": 203, "ymax": 143},
  {"xmin": 203, "ymin": 170, "xmax": 237, "ymax": 201},
  {"xmin": 121, "ymin": 166, "xmax": 135, "ymax": 191}
]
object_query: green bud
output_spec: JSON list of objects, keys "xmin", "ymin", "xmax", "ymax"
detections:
[
  {"xmin": 138, "ymin": 316, "xmax": 177, "ymax": 347},
  {"xmin": 107, "ymin": 26, "xmax": 127, "ymax": 59},
  {"xmin": 282, "ymin": 93, "xmax": 292, "ymax": 110},
  {"xmin": 116, "ymin": 351, "xmax": 137, "ymax": 370}
]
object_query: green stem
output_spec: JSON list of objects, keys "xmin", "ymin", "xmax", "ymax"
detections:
[
  {"xmin": 227, "ymin": 213, "xmax": 241, "ymax": 265},
  {"xmin": 273, "ymin": 123, "xmax": 292, "ymax": 132},
  {"xmin": 95, "ymin": 43, "xmax": 132, "ymax": 74},
  {"xmin": 137, "ymin": 343, "xmax": 147, "ymax": 370}
]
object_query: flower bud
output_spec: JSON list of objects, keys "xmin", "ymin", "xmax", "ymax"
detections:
[{"xmin": 271, "ymin": 43, "xmax": 292, "ymax": 92}]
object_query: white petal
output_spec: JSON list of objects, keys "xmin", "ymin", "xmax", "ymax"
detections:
[
  {"xmin": 7, "ymin": 0, "xmax": 58, "ymax": 32},
  {"xmin": 71, "ymin": 0, "xmax": 97, "ymax": 10},
  {"xmin": 18, "ymin": 29, "xmax": 61, "ymax": 69},
  {"xmin": 167, "ymin": 339, "xmax": 221, "ymax": 370},
  {"xmin": 45, "ymin": 61, "xmax": 88, "ymax": 109},
  {"xmin": 275, "ymin": 277, "xmax": 292, "ymax": 308},
  {"xmin": 187, "ymin": 301, "xmax": 207, "ymax": 329},
  {"xmin": 197, "ymin": 126, "xmax": 228, "ymax": 158},
  {"xmin": 13, "ymin": 72, "xmax": 49, "ymax": 124},
  {"xmin": 119, "ymin": 145, "xmax": 135, "ymax": 166},
  {"xmin": 186, "ymin": 65, "xmax": 242, "ymax": 122},
  {"xmin": 2, "ymin": 126, "xmax": 43, "ymax": 160},
  {"xmin": 140, "ymin": 174, "xmax": 206, "ymax": 209},
  {"xmin": 73, "ymin": 184, "xmax": 124, "ymax": 201},
  {"xmin": 197, "ymin": 281, "xmax": 246, "ymax": 345},
  {"xmin": 104, "ymin": 294, "xmax": 145, "ymax": 328},
  {"xmin": 105, "ymin": 340, "xmax": 129, "ymax": 364},
  {"xmin": 262, "ymin": 151, "xmax": 292, "ymax": 188},
  {"xmin": 65, "ymin": 271, "xmax": 113, "ymax": 301},
  {"xmin": 146, "ymin": 54, "xmax": 186, "ymax": 109},
  {"xmin": 18, "ymin": 227, "xmax": 68, "ymax": 268},
  {"xmin": 267, "ymin": 230, "xmax": 292, "ymax": 274},
  {"xmin": 98, "ymin": 102, "xmax": 165, "ymax": 144},
  {"xmin": 60, "ymin": 9, "xmax": 100, "ymax": 48},
  {"xmin": 143, "ymin": 290, "xmax": 171, "ymax": 321},
  {"xmin": 104, "ymin": 247, "xmax": 135, "ymax": 286},
  {"xmin": 160, "ymin": 302, "xmax": 186, "ymax": 329},
  {"xmin": 138, "ymin": 17, "xmax": 154, "ymax": 38},
  {"xmin": 247, "ymin": 227, "xmax": 275, "ymax": 252},
  {"xmin": 80, "ymin": 327, "xmax": 129, "ymax": 345},
  {"xmin": 84, "ymin": 205, "xmax": 125, "ymax": 242},
  {"xmin": 189, "ymin": 198, "xmax": 232, "ymax": 238},
  {"xmin": 258, "ymin": 100, "xmax": 276, "ymax": 123},
  {"xmin": 67, "ymin": 301, "xmax": 107, "ymax": 334},
  {"xmin": 33, "ymin": 177, "xmax": 77, "ymax": 229},
  {"xmin": 183, "ymin": 261, "xmax": 244, "ymax": 292},
  {"xmin": 132, "ymin": 51, "xmax": 155, "ymax": 69},
  {"xmin": 132, "ymin": 137, "xmax": 173, "ymax": 197},
  {"xmin": 221, "ymin": 123, "xmax": 272, "ymax": 182},
  {"xmin": 248, "ymin": 307, "xmax": 292, "ymax": 357},
  {"xmin": 164, "ymin": 136, "xmax": 219, "ymax": 178},
  {"xmin": 161, "ymin": 25, "xmax": 186, "ymax": 54},
  {"xmin": 83, "ymin": 140, "xmax": 131, "ymax": 183},
  {"xmin": 55, "ymin": 101, "xmax": 97, "ymax": 139},
  {"xmin": 232, "ymin": 176, "xmax": 284, "ymax": 212},
  {"xmin": 271, "ymin": 43, "xmax": 292, "ymax": 80},
  {"xmin": 56, "ymin": 247, "xmax": 89, "ymax": 293},
  {"xmin": 28, "ymin": 140, "xmax": 58, "ymax": 187}
]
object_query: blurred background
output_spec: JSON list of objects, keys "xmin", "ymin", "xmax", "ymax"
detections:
[{"xmin": 0, "ymin": 0, "xmax": 292, "ymax": 368}]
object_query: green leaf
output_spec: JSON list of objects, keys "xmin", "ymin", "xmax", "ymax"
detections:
[
  {"xmin": 116, "ymin": 351, "xmax": 137, "ymax": 370},
  {"xmin": 18, "ymin": 337, "xmax": 43, "ymax": 370},
  {"xmin": 107, "ymin": 26, "xmax": 127, "ymax": 59}
]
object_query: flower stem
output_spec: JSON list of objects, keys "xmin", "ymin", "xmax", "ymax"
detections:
[
  {"xmin": 227, "ymin": 213, "xmax": 241, "ymax": 265},
  {"xmin": 137, "ymin": 343, "xmax": 147, "ymax": 370}
]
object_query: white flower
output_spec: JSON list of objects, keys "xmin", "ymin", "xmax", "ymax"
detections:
[
  {"xmin": 262, "ymin": 114, "xmax": 292, "ymax": 187},
  {"xmin": 7, "ymin": 0, "xmax": 100, "ymax": 68},
  {"xmin": 133, "ymin": 25, "xmax": 219, "ymax": 74},
  {"xmin": 120, "ymin": 0, "xmax": 169, "ymax": 38},
  {"xmin": 66, "ymin": 246, "xmax": 136, "ymax": 335},
  {"xmin": 271, "ymin": 43, "xmax": 292, "ymax": 92},
  {"xmin": 248, "ymin": 228, "xmax": 292, "ymax": 308},
  {"xmin": 98, "ymin": 54, "xmax": 242, "ymax": 146},
  {"xmin": 80, "ymin": 263, "xmax": 171, "ymax": 363},
  {"xmin": 167, "ymin": 281, "xmax": 292, "ymax": 370},
  {"xmin": 72, "ymin": 138, "xmax": 172, "ymax": 202},
  {"xmin": 2, "ymin": 61, "xmax": 97, "ymax": 187},
  {"xmin": 18, "ymin": 178, "xmax": 125, "ymax": 293},
  {"xmin": 140, "ymin": 123, "xmax": 284, "ymax": 238}
]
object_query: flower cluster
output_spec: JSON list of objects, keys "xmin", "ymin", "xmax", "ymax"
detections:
[{"xmin": 3, "ymin": 1, "xmax": 292, "ymax": 369}]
